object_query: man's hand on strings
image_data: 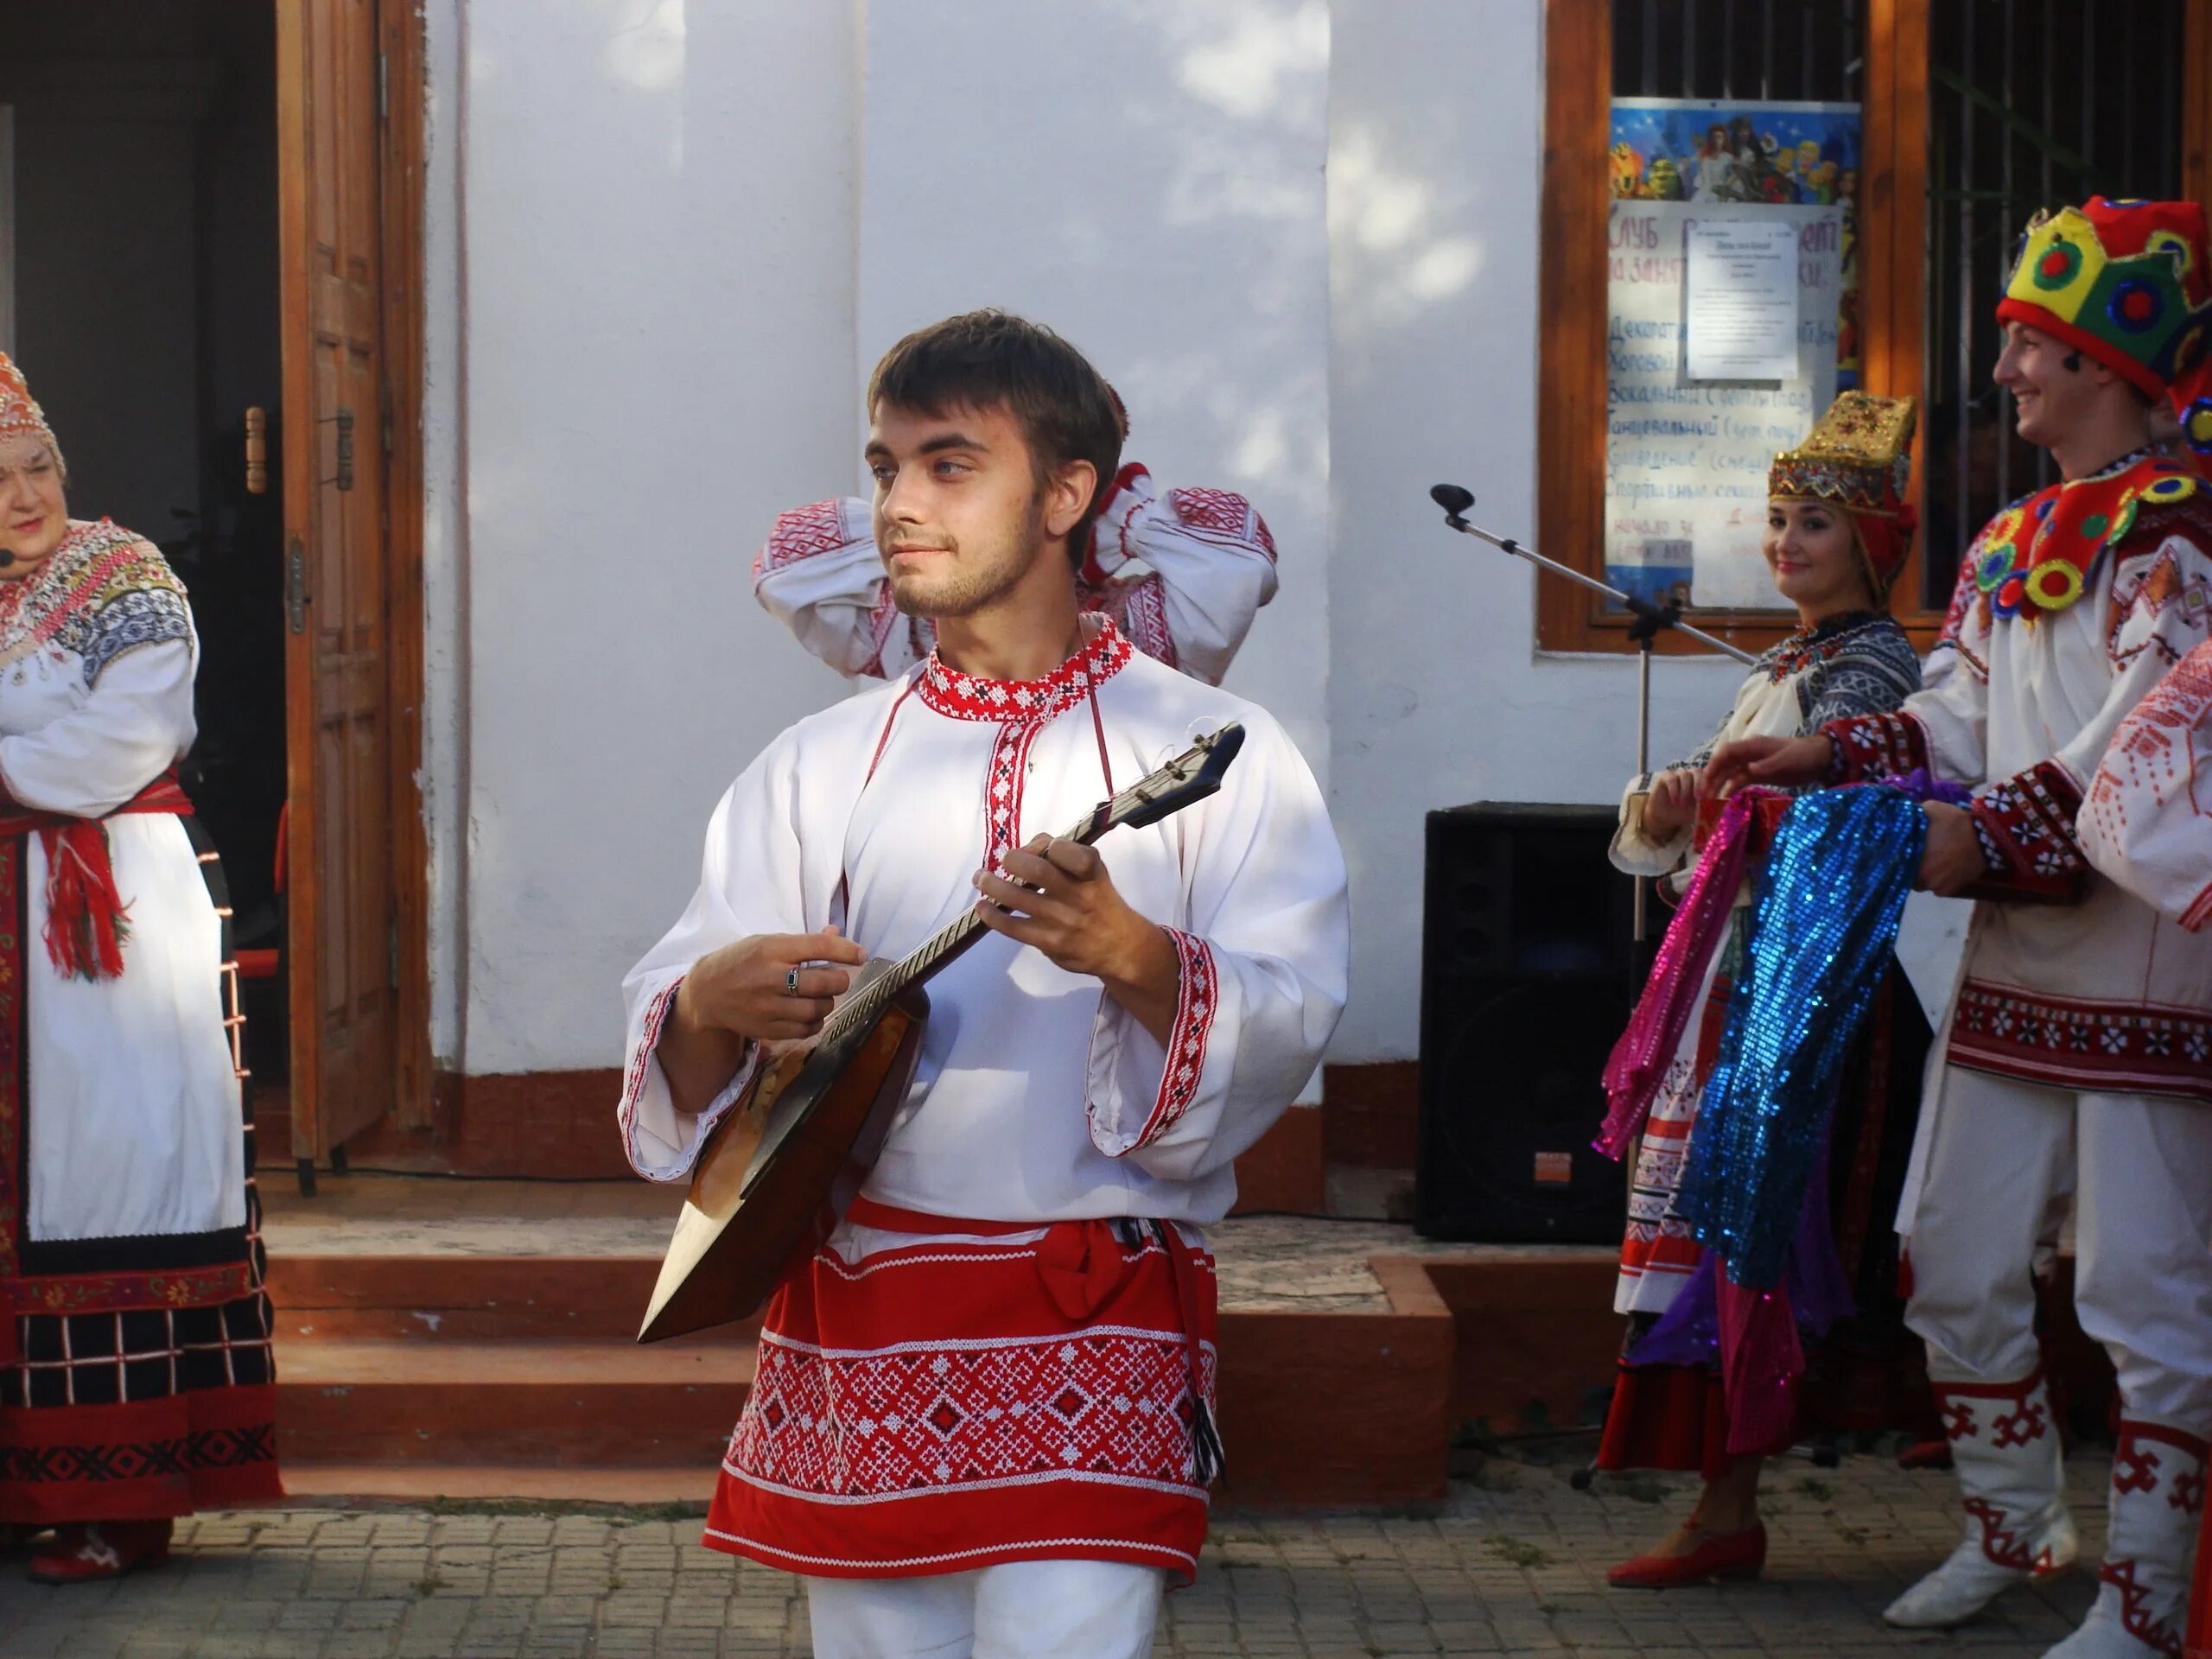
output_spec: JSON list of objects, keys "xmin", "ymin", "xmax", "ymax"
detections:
[
  {"xmin": 1642, "ymin": 768, "xmax": 1700, "ymax": 836},
  {"xmin": 1916, "ymin": 802, "xmax": 1986, "ymax": 897},
  {"xmin": 976, "ymin": 835, "xmax": 1181, "ymax": 1046},
  {"xmin": 678, "ymin": 928, "xmax": 866, "ymax": 1044},
  {"xmin": 1701, "ymin": 733, "xmax": 1834, "ymax": 798}
]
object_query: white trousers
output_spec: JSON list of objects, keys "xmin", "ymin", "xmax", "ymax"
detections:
[
  {"xmin": 1905, "ymin": 1064, "xmax": 2212, "ymax": 1432},
  {"xmin": 805, "ymin": 1560, "xmax": 1166, "ymax": 1659}
]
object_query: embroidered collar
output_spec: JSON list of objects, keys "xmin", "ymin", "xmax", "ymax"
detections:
[
  {"xmin": 0, "ymin": 518, "xmax": 162, "ymax": 668},
  {"xmin": 1763, "ymin": 610, "xmax": 1890, "ymax": 680},
  {"xmin": 1969, "ymin": 449, "xmax": 2197, "ymax": 620},
  {"xmin": 917, "ymin": 614, "xmax": 1134, "ymax": 722}
]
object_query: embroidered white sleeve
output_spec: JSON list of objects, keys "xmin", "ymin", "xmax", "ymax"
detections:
[
  {"xmin": 751, "ymin": 497, "xmax": 931, "ymax": 679},
  {"xmin": 1610, "ymin": 772, "xmax": 1693, "ymax": 878},
  {"xmin": 2082, "ymin": 638, "xmax": 2212, "ymax": 931},
  {"xmin": 618, "ymin": 732, "xmax": 811, "ymax": 1180},
  {"xmin": 1083, "ymin": 711, "xmax": 1347, "ymax": 1181},
  {"xmin": 0, "ymin": 635, "xmax": 199, "ymax": 816},
  {"xmin": 617, "ymin": 973, "xmax": 764, "ymax": 1182},
  {"xmin": 1897, "ymin": 587, "xmax": 1993, "ymax": 785},
  {"xmin": 1084, "ymin": 471, "xmax": 1279, "ymax": 688},
  {"xmin": 2056, "ymin": 536, "xmax": 2212, "ymax": 791}
]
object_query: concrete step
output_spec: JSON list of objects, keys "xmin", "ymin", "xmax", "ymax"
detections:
[
  {"xmin": 276, "ymin": 1338, "xmax": 752, "ymax": 1468},
  {"xmin": 266, "ymin": 1253, "xmax": 758, "ymax": 1344},
  {"xmin": 257, "ymin": 1179, "xmax": 1505, "ymax": 1507}
]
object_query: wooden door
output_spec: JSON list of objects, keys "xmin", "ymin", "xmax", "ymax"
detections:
[{"xmin": 276, "ymin": 0, "xmax": 395, "ymax": 1177}]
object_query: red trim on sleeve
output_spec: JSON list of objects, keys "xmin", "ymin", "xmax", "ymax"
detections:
[
  {"xmin": 1115, "ymin": 930, "xmax": 1218, "ymax": 1155},
  {"xmin": 618, "ymin": 976, "xmax": 685, "ymax": 1164},
  {"xmin": 1822, "ymin": 710, "xmax": 1929, "ymax": 782},
  {"xmin": 1967, "ymin": 760, "xmax": 2092, "ymax": 901},
  {"xmin": 753, "ymin": 499, "xmax": 853, "ymax": 585}
]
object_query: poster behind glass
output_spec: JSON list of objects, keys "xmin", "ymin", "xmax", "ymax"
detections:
[{"xmin": 1605, "ymin": 98, "xmax": 1862, "ymax": 613}]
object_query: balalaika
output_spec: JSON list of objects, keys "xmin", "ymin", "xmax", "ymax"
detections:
[{"xmin": 637, "ymin": 721, "xmax": 1246, "ymax": 1342}]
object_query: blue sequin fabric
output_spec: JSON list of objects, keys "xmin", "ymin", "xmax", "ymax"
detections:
[{"xmin": 1678, "ymin": 785, "xmax": 1928, "ymax": 1288}]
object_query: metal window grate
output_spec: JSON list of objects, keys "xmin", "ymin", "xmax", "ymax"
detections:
[
  {"xmin": 1611, "ymin": 0, "xmax": 1860, "ymax": 104},
  {"xmin": 1921, "ymin": 0, "xmax": 2185, "ymax": 609}
]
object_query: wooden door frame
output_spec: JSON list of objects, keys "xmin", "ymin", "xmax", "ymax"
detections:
[{"xmin": 275, "ymin": 0, "xmax": 431, "ymax": 1148}]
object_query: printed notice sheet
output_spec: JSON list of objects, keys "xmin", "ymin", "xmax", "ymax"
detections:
[{"xmin": 1684, "ymin": 218, "xmax": 1800, "ymax": 381}]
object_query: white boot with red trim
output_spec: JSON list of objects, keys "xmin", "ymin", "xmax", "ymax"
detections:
[
  {"xmin": 2045, "ymin": 1421, "xmax": 2209, "ymax": 1659},
  {"xmin": 1886, "ymin": 1373, "xmax": 2079, "ymax": 1630}
]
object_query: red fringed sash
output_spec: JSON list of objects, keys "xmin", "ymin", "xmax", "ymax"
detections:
[{"xmin": 0, "ymin": 774, "xmax": 192, "ymax": 982}]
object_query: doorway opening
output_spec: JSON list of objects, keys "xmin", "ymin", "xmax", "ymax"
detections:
[{"xmin": 0, "ymin": 0, "xmax": 428, "ymax": 1192}]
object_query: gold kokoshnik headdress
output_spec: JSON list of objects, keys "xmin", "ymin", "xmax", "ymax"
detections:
[{"xmin": 1767, "ymin": 391, "xmax": 1918, "ymax": 597}]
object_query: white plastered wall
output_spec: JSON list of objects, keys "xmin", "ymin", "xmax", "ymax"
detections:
[
  {"xmin": 423, "ymin": 0, "xmax": 1912, "ymax": 1076},
  {"xmin": 1323, "ymin": 0, "xmax": 1741, "ymax": 1059},
  {"xmin": 440, "ymin": 0, "xmax": 861, "ymax": 1072}
]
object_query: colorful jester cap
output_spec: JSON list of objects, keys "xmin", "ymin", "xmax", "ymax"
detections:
[
  {"xmin": 1997, "ymin": 197, "xmax": 2212, "ymax": 399},
  {"xmin": 2171, "ymin": 348, "xmax": 2212, "ymax": 466},
  {"xmin": 0, "ymin": 353, "xmax": 63, "ymax": 477},
  {"xmin": 1768, "ymin": 391, "xmax": 1920, "ymax": 594}
]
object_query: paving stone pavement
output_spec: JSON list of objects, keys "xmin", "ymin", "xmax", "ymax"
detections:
[{"xmin": 0, "ymin": 1449, "xmax": 2120, "ymax": 1657}]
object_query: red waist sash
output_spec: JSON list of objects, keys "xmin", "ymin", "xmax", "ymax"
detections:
[
  {"xmin": 843, "ymin": 1195, "xmax": 1226, "ymax": 1483},
  {"xmin": 0, "ymin": 772, "xmax": 194, "ymax": 982}
]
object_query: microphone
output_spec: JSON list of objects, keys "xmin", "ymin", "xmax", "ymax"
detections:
[
  {"xmin": 0, "ymin": 550, "xmax": 16, "ymax": 569},
  {"xmin": 1430, "ymin": 483, "xmax": 1475, "ymax": 517}
]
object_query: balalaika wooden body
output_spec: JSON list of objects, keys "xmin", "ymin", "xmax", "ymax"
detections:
[{"xmin": 637, "ymin": 721, "xmax": 1247, "ymax": 1343}]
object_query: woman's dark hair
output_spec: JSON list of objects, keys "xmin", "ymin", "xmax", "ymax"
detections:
[{"xmin": 868, "ymin": 309, "xmax": 1128, "ymax": 566}]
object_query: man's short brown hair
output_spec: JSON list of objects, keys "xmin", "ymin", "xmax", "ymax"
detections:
[{"xmin": 868, "ymin": 310, "xmax": 1128, "ymax": 563}]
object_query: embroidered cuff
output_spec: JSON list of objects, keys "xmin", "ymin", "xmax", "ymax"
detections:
[
  {"xmin": 1081, "ymin": 464, "xmax": 1154, "ymax": 585},
  {"xmin": 1968, "ymin": 761, "xmax": 2088, "ymax": 889},
  {"xmin": 1823, "ymin": 711, "xmax": 1929, "ymax": 783},
  {"xmin": 1094, "ymin": 929, "xmax": 1219, "ymax": 1158},
  {"xmin": 619, "ymin": 976, "xmax": 760, "ymax": 1180},
  {"xmin": 753, "ymin": 497, "xmax": 867, "ymax": 587},
  {"xmin": 1971, "ymin": 815, "xmax": 2007, "ymax": 876},
  {"xmin": 2184, "ymin": 885, "xmax": 2212, "ymax": 932}
]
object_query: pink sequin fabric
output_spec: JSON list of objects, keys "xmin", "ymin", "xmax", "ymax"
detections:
[{"xmin": 1594, "ymin": 789, "xmax": 1778, "ymax": 1160}]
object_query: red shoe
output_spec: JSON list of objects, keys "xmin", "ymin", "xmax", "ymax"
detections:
[
  {"xmin": 1607, "ymin": 1522, "xmax": 1767, "ymax": 1589},
  {"xmin": 27, "ymin": 1519, "xmax": 172, "ymax": 1583},
  {"xmin": 1897, "ymin": 1436, "xmax": 1955, "ymax": 1471}
]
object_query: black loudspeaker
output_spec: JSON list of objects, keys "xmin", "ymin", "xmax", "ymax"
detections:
[{"xmin": 1415, "ymin": 804, "xmax": 1643, "ymax": 1243}]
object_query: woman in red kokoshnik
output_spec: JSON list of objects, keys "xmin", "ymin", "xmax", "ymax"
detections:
[
  {"xmin": 1596, "ymin": 393, "xmax": 1933, "ymax": 1590},
  {"xmin": 0, "ymin": 353, "xmax": 280, "ymax": 1581}
]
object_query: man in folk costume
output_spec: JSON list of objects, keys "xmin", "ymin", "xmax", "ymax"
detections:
[
  {"xmin": 619, "ymin": 311, "xmax": 1347, "ymax": 1658},
  {"xmin": 2080, "ymin": 638, "xmax": 2212, "ymax": 1659},
  {"xmin": 753, "ymin": 423, "xmax": 1279, "ymax": 687},
  {"xmin": 0, "ymin": 354, "xmax": 280, "ymax": 1580},
  {"xmin": 1707, "ymin": 197, "xmax": 2212, "ymax": 1656}
]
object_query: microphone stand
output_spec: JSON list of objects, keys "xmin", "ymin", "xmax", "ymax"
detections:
[{"xmin": 1428, "ymin": 486, "xmax": 1754, "ymax": 948}]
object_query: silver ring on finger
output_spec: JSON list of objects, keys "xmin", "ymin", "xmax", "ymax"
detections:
[{"xmin": 784, "ymin": 965, "xmax": 802, "ymax": 995}]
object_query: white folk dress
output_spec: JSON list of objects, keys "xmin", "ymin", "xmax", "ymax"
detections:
[
  {"xmin": 0, "ymin": 518, "xmax": 278, "ymax": 1525},
  {"xmin": 620, "ymin": 618, "xmax": 1346, "ymax": 1583},
  {"xmin": 752, "ymin": 465, "xmax": 1279, "ymax": 686}
]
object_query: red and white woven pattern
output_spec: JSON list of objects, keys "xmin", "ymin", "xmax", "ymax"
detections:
[
  {"xmin": 915, "ymin": 619, "xmax": 1134, "ymax": 874},
  {"xmin": 707, "ymin": 1216, "xmax": 1216, "ymax": 1582},
  {"xmin": 1110, "ymin": 930, "xmax": 1217, "ymax": 1154},
  {"xmin": 1167, "ymin": 489, "xmax": 1277, "ymax": 564},
  {"xmin": 1949, "ymin": 982, "xmax": 2212, "ymax": 1103},
  {"xmin": 1823, "ymin": 709, "xmax": 1930, "ymax": 783},
  {"xmin": 753, "ymin": 499, "xmax": 854, "ymax": 581},
  {"xmin": 916, "ymin": 620, "xmax": 1132, "ymax": 724},
  {"xmin": 1970, "ymin": 760, "xmax": 2088, "ymax": 884}
]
